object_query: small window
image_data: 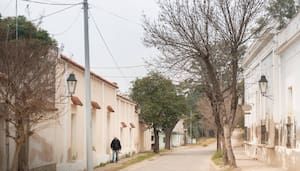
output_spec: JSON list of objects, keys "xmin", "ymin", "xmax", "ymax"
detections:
[
  {"xmin": 246, "ymin": 128, "xmax": 251, "ymax": 141},
  {"xmin": 261, "ymin": 124, "xmax": 267, "ymax": 144},
  {"xmin": 288, "ymin": 87, "xmax": 293, "ymax": 115},
  {"xmin": 275, "ymin": 128, "xmax": 279, "ymax": 146},
  {"xmin": 287, "ymin": 123, "xmax": 292, "ymax": 148}
]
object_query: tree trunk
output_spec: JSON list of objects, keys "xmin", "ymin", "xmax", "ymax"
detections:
[
  {"xmin": 223, "ymin": 124, "xmax": 236, "ymax": 168},
  {"xmin": 11, "ymin": 143, "xmax": 21, "ymax": 171},
  {"xmin": 221, "ymin": 132, "xmax": 228, "ymax": 165},
  {"xmin": 18, "ymin": 135, "xmax": 29, "ymax": 171},
  {"xmin": 153, "ymin": 128, "xmax": 160, "ymax": 153},
  {"xmin": 164, "ymin": 128, "xmax": 172, "ymax": 150},
  {"xmin": 216, "ymin": 128, "xmax": 221, "ymax": 152}
]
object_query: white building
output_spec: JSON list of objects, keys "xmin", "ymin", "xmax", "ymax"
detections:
[
  {"xmin": 154, "ymin": 119, "xmax": 186, "ymax": 150},
  {"xmin": 0, "ymin": 55, "xmax": 152, "ymax": 171},
  {"xmin": 171, "ymin": 119, "xmax": 185, "ymax": 147},
  {"xmin": 243, "ymin": 12, "xmax": 300, "ymax": 170}
]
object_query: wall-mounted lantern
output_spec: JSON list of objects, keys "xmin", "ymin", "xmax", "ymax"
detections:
[
  {"xmin": 67, "ymin": 73, "xmax": 77, "ymax": 96},
  {"xmin": 259, "ymin": 75, "xmax": 268, "ymax": 96}
]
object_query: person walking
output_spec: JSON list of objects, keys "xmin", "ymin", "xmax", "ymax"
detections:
[{"xmin": 110, "ymin": 137, "xmax": 122, "ymax": 163}]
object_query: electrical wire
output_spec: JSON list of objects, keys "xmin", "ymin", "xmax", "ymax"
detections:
[
  {"xmin": 2, "ymin": 0, "xmax": 14, "ymax": 13},
  {"xmin": 102, "ymin": 76, "xmax": 141, "ymax": 78},
  {"xmin": 20, "ymin": 0, "xmax": 82, "ymax": 6},
  {"xmin": 90, "ymin": 6, "xmax": 142, "ymax": 26},
  {"xmin": 91, "ymin": 64, "xmax": 146, "ymax": 69},
  {"xmin": 89, "ymin": 11, "xmax": 128, "ymax": 81},
  {"xmin": 51, "ymin": 9, "xmax": 81, "ymax": 36},
  {"xmin": 30, "ymin": 4, "xmax": 80, "ymax": 22}
]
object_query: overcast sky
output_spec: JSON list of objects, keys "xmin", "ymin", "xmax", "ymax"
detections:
[{"xmin": 1, "ymin": 0, "xmax": 160, "ymax": 92}]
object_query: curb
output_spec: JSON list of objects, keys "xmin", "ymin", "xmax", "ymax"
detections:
[
  {"xmin": 209, "ymin": 160, "xmax": 227, "ymax": 171},
  {"xmin": 209, "ymin": 159, "xmax": 241, "ymax": 171}
]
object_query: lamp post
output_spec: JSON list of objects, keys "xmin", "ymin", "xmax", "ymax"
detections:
[
  {"xmin": 190, "ymin": 110, "xmax": 192, "ymax": 144},
  {"xmin": 258, "ymin": 75, "xmax": 273, "ymax": 100},
  {"xmin": 259, "ymin": 75, "xmax": 268, "ymax": 96},
  {"xmin": 67, "ymin": 73, "xmax": 77, "ymax": 96}
]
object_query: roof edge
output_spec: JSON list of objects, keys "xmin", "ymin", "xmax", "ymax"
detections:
[
  {"xmin": 117, "ymin": 94, "xmax": 136, "ymax": 105},
  {"xmin": 60, "ymin": 55, "xmax": 119, "ymax": 89}
]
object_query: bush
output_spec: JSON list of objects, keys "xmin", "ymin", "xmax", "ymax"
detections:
[{"xmin": 211, "ymin": 151, "xmax": 224, "ymax": 166}]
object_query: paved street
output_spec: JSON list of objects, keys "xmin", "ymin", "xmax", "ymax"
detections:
[{"xmin": 121, "ymin": 144, "xmax": 215, "ymax": 171}]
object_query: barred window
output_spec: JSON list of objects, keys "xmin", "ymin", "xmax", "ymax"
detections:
[{"xmin": 261, "ymin": 124, "xmax": 267, "ymax": 144}]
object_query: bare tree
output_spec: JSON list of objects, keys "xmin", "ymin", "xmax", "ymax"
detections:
[
  {"xmin": 143, "ymin": 0, "xmax": 263, "ymax": 167},
  {"xmin": 0, "ymin": 39, "xmax": 61, "ymax": 171},
  {"xmin": 197, "ymin": 90, "xmax": 244, "ymax": 151}
]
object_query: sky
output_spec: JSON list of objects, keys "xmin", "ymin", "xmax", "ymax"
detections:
[{"xmin": 0, "ymin": 0, "xmax": 160, "ymax": 93}]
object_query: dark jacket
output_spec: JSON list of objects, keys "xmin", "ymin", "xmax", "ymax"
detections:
[{"xmin": 111, "ymin": 138, "xmax": 121, "ymax": 151}]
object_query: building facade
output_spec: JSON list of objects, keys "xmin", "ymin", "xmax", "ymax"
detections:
[
  {"xmin": 153, "ymin": 119, "xmax": 186, "ymax": 150},
  {"xmin": 243, "ymin": 12, "xmax": 300, "ymax": 170},
  {"xmin": 1, "ymin": 55, "xmax": 152, "ymax": 171},
  {"xmin": 171, "ymin": 119, "xmax": 185, "ymax": 147}
]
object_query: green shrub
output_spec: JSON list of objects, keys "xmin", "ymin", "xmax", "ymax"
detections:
[{"xmin": 211, "ymin": 151, "xmax": 224, "ymax": 166}]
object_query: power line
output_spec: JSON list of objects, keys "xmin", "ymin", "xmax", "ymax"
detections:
[
  {"xmin": 30, "ymin": 4, "xmax": 80, "ymax": 22},
  {"xmin": 102, "ymin": 75, "xmax": 141, "ymax": 78},
  {"xmin": 90, "ymin": 6, "xmax": 142, "ymax": 26},
  {"xmin": 91, "ymin": 64, "xmax": 146, "ymax": 69},
  {"xmin": 20, "ymin": 0, "xmax": 82, "ymax": 6},
  {"xmin": 2, "ymin": 0, "xmax": 14, "ymax": 13},
  {"xmin": 89, "ymin": 11, "xmax": 128, "ymax": 80},
  {"xmin": 51, "ymin": 9, "xmax": 81, "ymax": 36}
]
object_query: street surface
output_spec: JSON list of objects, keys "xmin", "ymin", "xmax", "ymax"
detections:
[{"xmin": 121, "ymin": 144, "xmax": 214, "ymax": 171}]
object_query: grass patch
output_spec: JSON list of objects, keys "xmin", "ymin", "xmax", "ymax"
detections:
[
  {"xmin": 211, "ymin": 150, "xmax": 224, "ymax": 166},
  {"xmin": 159, "ymin": 149, "xmax": 171, "ymax": 153},
  {"xmin": 94, "ymin": 161, "xmax": 109, "ymax": 169},
  {"xmin": 197, "ymin": 137, "xmax": 216, "ymax": 147},
  {"xmin": 113, "ymin": 152, "xmax": 156, "ymax": 171}
]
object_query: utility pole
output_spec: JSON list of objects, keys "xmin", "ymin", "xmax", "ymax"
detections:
[
  {"xmin": 190, "ymin": 110, "xmax": 192, "ymax": 144},
  {"xmin": 82, "ymin": 0, "xmax": 93, "ymax": 170},
  {"xmin": 15, "ymin": 0, "xmax": 18, "ymax": 41}
]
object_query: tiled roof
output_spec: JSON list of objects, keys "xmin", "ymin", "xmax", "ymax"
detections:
[
  {"xmin": 91, "ymin": 101, "xmax": 101, "ymax": 109},
  {"xmin": 71, "ymin": 96, "xmax": 83, "ymax": 106},
  {"xmin": 117, "ymin": 94, "xmax": 136, "ymax": 104},
  {"xmin": 107, "ymin": 105, "xmax": 115, "ymax": 113},
  {"xmin": 129, "ymin": 123, "xmax": 135, "ymax": 128},
  {"xmin": 60, "ymin": 55, "xmax": 118, "ymax": 89},
  {"xmin": 121, "ymin": 122, "xmax": 127, "ymax": 128}
]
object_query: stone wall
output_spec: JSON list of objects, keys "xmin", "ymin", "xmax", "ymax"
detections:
[
  {"xmin": 245, "ymin": 143, "xmax": 300, "ymax": 170},
  {"xmin": 30, "ymin": 163, "xmax": 56, "ymax": 171}
]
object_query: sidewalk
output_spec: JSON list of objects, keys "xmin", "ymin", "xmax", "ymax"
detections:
[
  {"xmin": 233, "ymin": 147, "xmax": 285, "ymax": 171},
  {"xmin": 94, "ymin": 152, "xmax": 157, "ymax": 171},
  {"xmin": 94, "ymin": 145, "xmax": 196, "ymax": 171}
]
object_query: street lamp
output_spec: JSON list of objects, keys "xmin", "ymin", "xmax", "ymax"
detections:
[
  {"xmin": 259, "ymin": 75, "xmax": 268, "ymax": 96},
  {"xmin": 258, "ymin": 75, "xmax": 273, "ymax": 101},
  {"xmin": 67, "ymin": 73, "xmax": 77, "ymax": 96}
]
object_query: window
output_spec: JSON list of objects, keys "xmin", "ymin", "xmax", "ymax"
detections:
[
  {"xmin": 129, "ymin": 128, "xmax": 132, "ymax": 147},
  {"xmin": 275, "ymin": 128, "xmax": 279, "ymax": 146},
  {"xmin": 286, "ymin": 87, "xmax": 295, "ymax": 148},
  {"xmin": 286, "ymin": 116, "xmax": 294, "ymax": 148},
  {"xmin": 92, "ymin": 111, "xmax": 96, "ymax": 149},
  {"xmin": 71, "ymin": 113, "xmax": 77, "ymax": 159},
  {"xmin": 288, "ymin": 87, "xmax": 293, "ymax": 116},
  {"xmin": 261, "ymin": 124, "xmax": 267, "ymax": 144},
  {"xmin": 246, "ymin": 128, "xmax": 251, "ymax": 141},
  {"xmin": 287, "ymin": 123, "xmax": 292, "ymax": 148}
]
